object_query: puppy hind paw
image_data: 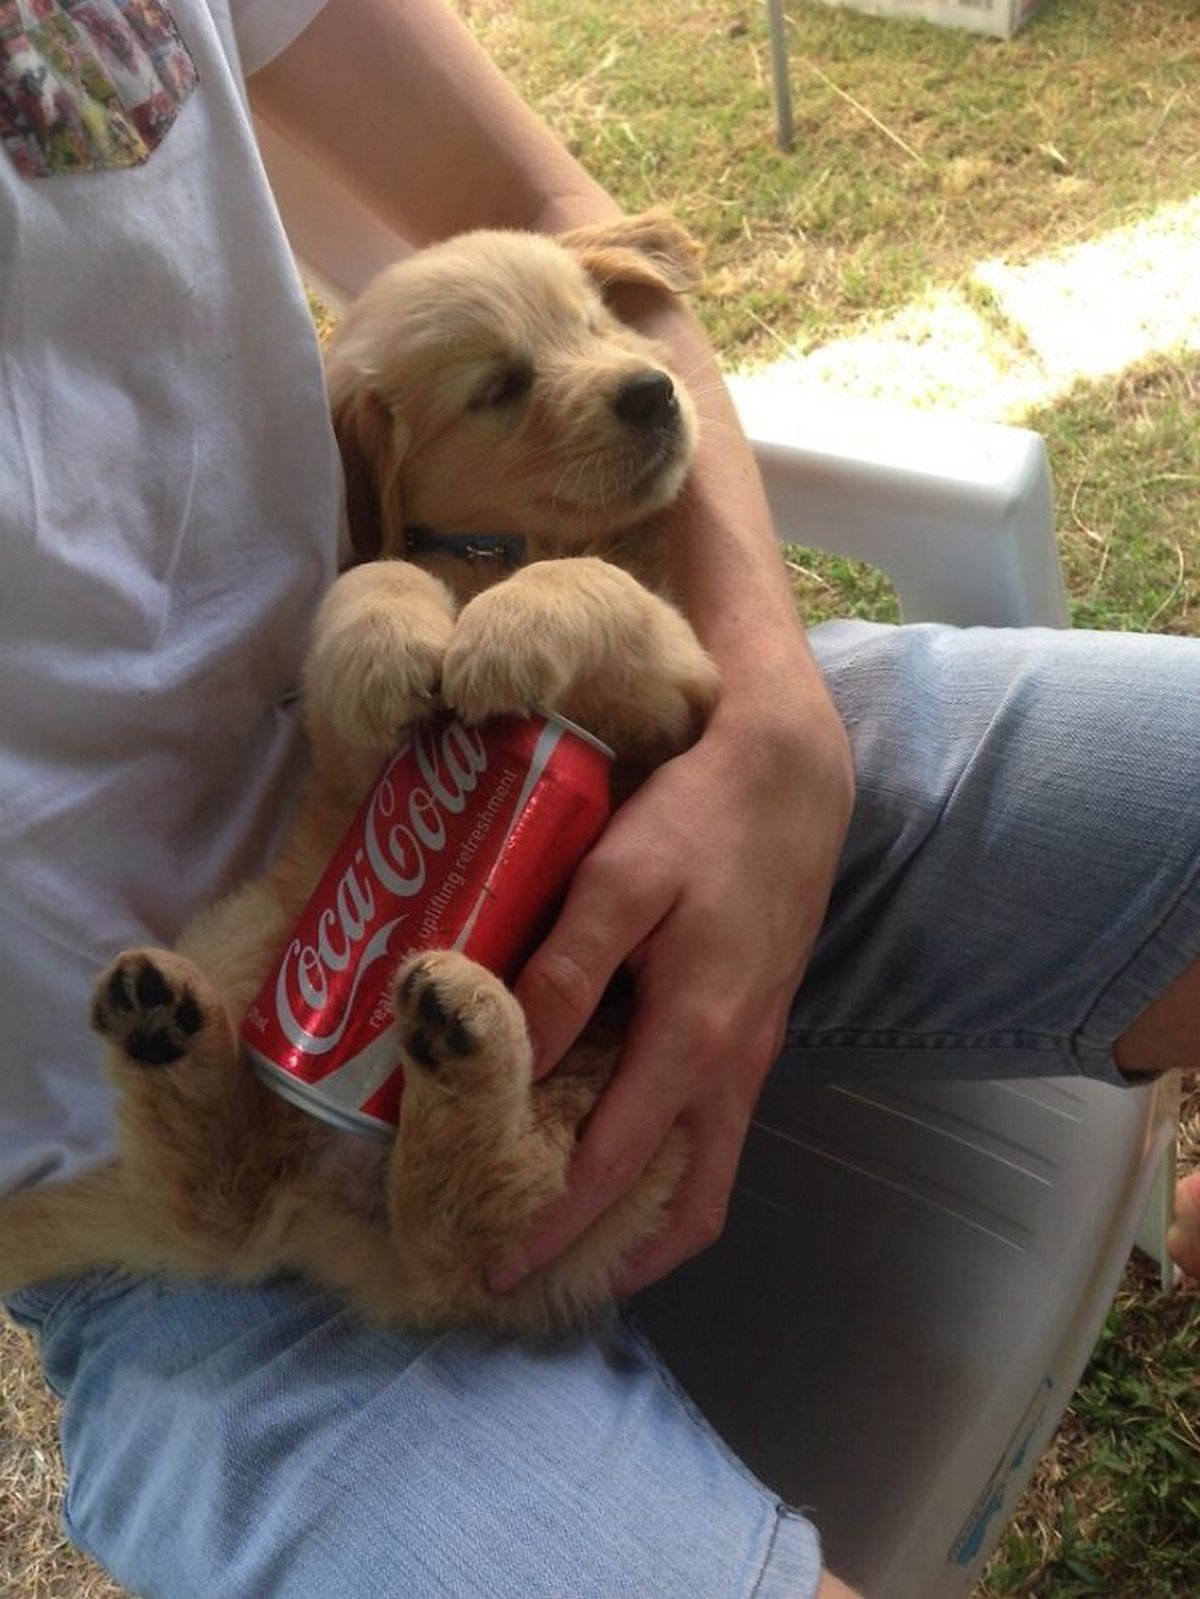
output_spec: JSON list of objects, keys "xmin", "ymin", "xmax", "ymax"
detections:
[
  {"xmin": 399, "ymin": 965, "xmax": 476, "ymax": 1070},
  {"xmin": 91, "ymin": 951, "xmax": 207, "ymax": 1068},
  {"xmin": 394, "ymin": 954, "xmax": 487, "ymax": 1075},
  {"xmin": 393, "ymin": 952, "xmax": 529, "ymax": 1088}
]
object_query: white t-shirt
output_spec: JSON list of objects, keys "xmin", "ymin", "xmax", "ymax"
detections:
[{"xmin": 0, "ymin": 0, "xmax": 339, "ymax": 1193}]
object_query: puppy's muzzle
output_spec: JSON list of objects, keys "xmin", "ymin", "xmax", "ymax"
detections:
[{"xmin": 613, "ymin": 369, "xmax": 680, "ymax": 432}]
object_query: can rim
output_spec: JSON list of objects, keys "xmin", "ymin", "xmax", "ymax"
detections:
[
  {"xmin": 247, "ymin": 1049, "xmax": 396, "ymax": 1142},
  {"xmin": 545, "ymin": 712, "xmax": 615, "ymax": 763}
]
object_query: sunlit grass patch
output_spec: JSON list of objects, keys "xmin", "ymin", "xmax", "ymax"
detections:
[
  {"xmin": 465, "ymin": 0, "xmax": 1200, "ymax": 360},
  {"xmin": 1033, "ymin": 352, "xmax": 1200, "ymax": 635}
]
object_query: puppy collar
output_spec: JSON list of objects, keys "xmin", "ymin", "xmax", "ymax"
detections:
[{"xmin": 403, "ymin": 525, "xmax": 527, "ymax": 570}]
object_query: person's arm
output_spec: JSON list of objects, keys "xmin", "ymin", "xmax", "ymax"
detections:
[
  {"xmin": 251, "ymin": 0, "xmax": 855, "ymax": 1293},
  {"xmin": 504, "ymin": 291, "xmax": 855, "ymax": 1295},
  {"xmin": 248, "ymin": 0, "xmax": 621, "ymax": 243}
]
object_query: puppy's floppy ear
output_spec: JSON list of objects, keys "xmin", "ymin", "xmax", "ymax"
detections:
[
  {"xmin": 559, "ymin": 209, "xmax": 703, "ymax": 298},
  {"xmin": 327, "ymin": 376, "xmax": 411, "ymax": 563}
]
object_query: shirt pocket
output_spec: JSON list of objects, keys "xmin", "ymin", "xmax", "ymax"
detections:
[{"xmin": 0, "ymin": 0, "xmax": 197, "ymax": 178}]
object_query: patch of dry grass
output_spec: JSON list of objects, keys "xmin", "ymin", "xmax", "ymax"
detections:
[
  {"xmin": 1032, "ymin": 351, "xmax": 1200, "ymax": 636},
  {"xmin": 0, "ymin": 1317, "xmax": 127, "ymax": 1599}
]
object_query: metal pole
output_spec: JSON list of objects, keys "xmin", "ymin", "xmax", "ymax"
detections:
[{"xmin": 765, "ymin": 0, "xmax": 795, "ymax": 151}]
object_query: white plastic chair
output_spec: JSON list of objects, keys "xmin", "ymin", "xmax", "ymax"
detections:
[
  {"xmin": 256, "ymin": 122, "xmax": 1178, "ymax": 1598},
  {"xmin": 639, "ymin": 389, "xmax": 1179, "ymax": 1597}
]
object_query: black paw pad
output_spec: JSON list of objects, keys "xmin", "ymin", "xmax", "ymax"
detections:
[
  {"xmin": 125, "ymin": 1026, "xmax": 189, "ymax": 1067},
  {"xmin": 406, "ymin": 1027, "xmax": 440, "ymax": 1070},
  {"xmin": 135, "ymin": 962, "xmax": 174, "ymax": 1011},
  {"xmin": 92, "ymin": 955, "xmax": 205, "ymax": 1070},
  {"xmin": 398, "ymin": 968, "xmax": 477, "ymax": 1072},
  {"xmin": 103, "ymin": 967, "xmax": 135, "ymax": 1014}
]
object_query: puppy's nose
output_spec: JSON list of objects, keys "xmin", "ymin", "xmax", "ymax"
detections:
[{"xmin": 614, "ymin": 370, "xmax": 678, "ymax": 429}]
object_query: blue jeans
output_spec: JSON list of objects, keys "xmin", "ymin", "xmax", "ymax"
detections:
[
  {"xmin": 7, "ymin": 1273, "xmax": 820, "ymax": 1599},
  {"xmin": 9, "ymin": 622, "xmax": 1200, "ymax": 1599}
]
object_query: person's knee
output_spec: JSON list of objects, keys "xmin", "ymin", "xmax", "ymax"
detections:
[
  {"xmin": 1115, "ymin": 954, "xmax": 1200, "ymax": 1073},
  {"xmin": 1168, "ymin": 1169, "xmax": 1200, "ymax": 1279},
  {"xmin": 816, "ymin": 1570, "xmax": 865, "ymax": 1599}
]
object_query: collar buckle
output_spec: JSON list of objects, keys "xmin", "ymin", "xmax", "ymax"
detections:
[{"xmin": 403, "ymin": 526, "xmax": 527, "ymax": 571}]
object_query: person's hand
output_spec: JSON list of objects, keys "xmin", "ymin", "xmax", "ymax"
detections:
[
  {"xmin": 491, "ymin": 684, "xmax": 854, "ymax": 1297},
  {"xmin": 1168, "ymin": 1170, "xmax": 1200, "ymax": 1282}
]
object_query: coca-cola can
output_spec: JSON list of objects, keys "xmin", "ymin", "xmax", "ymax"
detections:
[{"xmin": 239, "ymin": 712, "xmax": 612, "ymax": 1138}]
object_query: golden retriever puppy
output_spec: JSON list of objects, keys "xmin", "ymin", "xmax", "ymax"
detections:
[{"xmin": 0, "ymin": 215, "xmax": 720, "ymax": 1338}]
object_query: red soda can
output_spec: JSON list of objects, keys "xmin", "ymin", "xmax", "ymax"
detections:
[{"xmin": 239, "ymin": 712, "xmax": 612, "ymax": 1138}]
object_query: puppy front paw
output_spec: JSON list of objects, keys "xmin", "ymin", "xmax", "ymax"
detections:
[
  {"xmin": 310, "ymin": 631, "xmax": 447, "ymax": 749},
  {"xmin": 306, "ymin": 564, "xmax": 458, "ymax": 750},
  {"xmin": 441, "ymin": 560, "xmax": 719, "ymax": 754},
  {"xmin": 440, "ymin": 584, "xmax": 568, "ymax": 723},
  {"xmin": 91, "ymin": 950, "xmax": 211, "ymax": 1068}
]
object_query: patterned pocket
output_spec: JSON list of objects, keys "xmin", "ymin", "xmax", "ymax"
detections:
[{"xmin": 0, "ymin": 0, "xmax": 197, "ymax": 178}]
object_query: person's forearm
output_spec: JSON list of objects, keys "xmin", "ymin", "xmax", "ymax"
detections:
[
  {"xmin": 598, "ymin": 281, "xmax": 826, "ymax": 714},
  {"xmin": 250, "ymin": 0, "xmax": 620, "ymax": 245}
]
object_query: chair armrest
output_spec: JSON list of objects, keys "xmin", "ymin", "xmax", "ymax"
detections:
[{"xmin": 733, "ymin": 383, "xmax": 1071, "ymax": 629}]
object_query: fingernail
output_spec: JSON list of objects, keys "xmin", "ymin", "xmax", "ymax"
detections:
[
  {"xmin": 488, "ymin": 1261, "xmax": 528, "ymax": 1295},
  {"xmin": 529, "ymin": 1046, "xmax": 557, "ymax": 1084}
]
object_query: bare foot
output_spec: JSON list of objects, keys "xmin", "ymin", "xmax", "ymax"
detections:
[{"xmin": 1167, "ymin": 1169, "xmax": 1200, "ymax": 1280}]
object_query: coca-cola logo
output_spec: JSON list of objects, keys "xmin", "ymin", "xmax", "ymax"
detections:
[{"xmin": 275, "ymin": 719, "xmax": 489, "ymax": 1054}]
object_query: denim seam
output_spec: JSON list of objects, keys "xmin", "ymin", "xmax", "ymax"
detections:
[
  {"xmin": 38, "ymin": 1266, "xmax": 151, "ymax": 1348},
  {"xmin": 783, "ymin": 1026, "xmax": 1069, "ymax": 1056},
  {"xmin": 620, "ymin": 1308, "xmax": 803, "ymax": 1518},
  {"xmin": 748, "ymin": 1510, "xmax": 824, "ymax": 1599}
]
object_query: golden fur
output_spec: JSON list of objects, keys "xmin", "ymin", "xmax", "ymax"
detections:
[{"xmin": 0, "ymin": 215, "xmax": 720, "ymax": 1338}]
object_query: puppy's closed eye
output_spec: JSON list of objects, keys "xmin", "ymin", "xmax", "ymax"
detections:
[{"xmin": 469, "ymin": 363, "xmax": 534, "ymax": 411}]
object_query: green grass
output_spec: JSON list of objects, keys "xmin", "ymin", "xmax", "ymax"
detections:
[
  {"xmin": 470, "ymin": 0, "xmax": 1200, "ymax": 358},
  {"xmin": 979, "ymin": 1267, "xmax": 1200, "ymax": 1597},
  {"xmin": 1033, "ymin": 353, "xmax": 1200, "ymax": 635},
  {"xmin": 782, "ymin": 545, "xmax": 901, "ymax": 624}
]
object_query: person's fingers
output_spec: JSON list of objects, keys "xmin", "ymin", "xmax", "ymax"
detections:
[
  {"xmin": 611, "ymin": 1111, "xmax": 743, "ymax": 1298},
  {"xmin": 496, "ymin": 695, "xmax": 853, "ymax": 1294},
  {"xmin": 613, "ymin": 1011, "xmax": 786, "ymax": 1296},
  {"xmin": 490, "ymin": 975, "xmax": 786, "ymax": 1294},
  {"xmin": 512, "ymin": 820, "xmax": 673, "ymax": 1078},
  {"xmin": 488, "ymin": 1001, "xmax": 681, "ymax": 1291}
]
